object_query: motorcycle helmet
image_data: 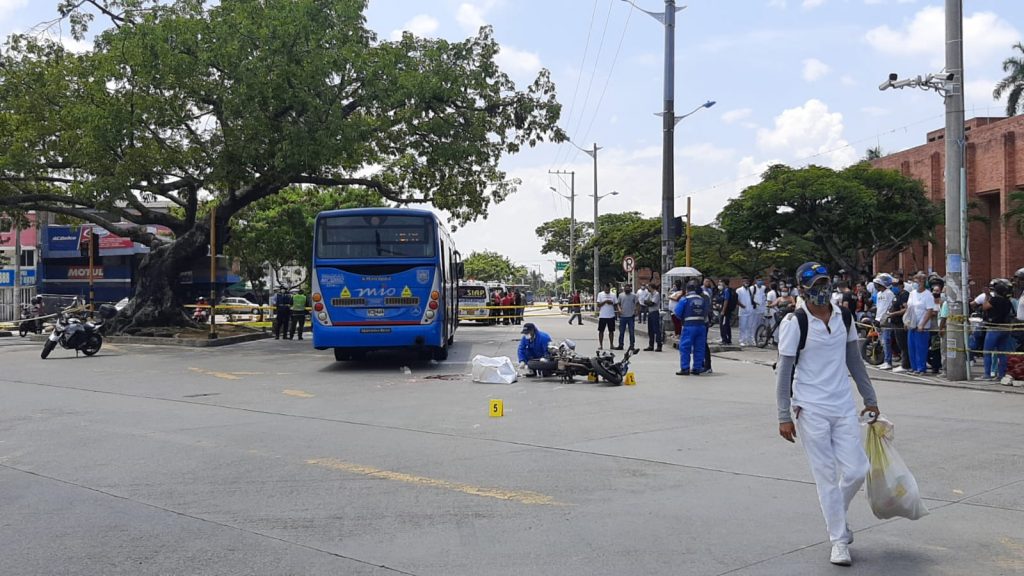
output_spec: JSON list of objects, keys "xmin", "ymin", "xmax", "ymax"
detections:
[
  {"xmin": 1015, "ymin": 267, "xmax": 1024, "ymax": 280},
  {"xmin": 796, "ymin": 261, "xmax": 829, "ymax": 289},
  {"xmin": 873, "ymin": 273, "xmax": 894, "ymax": 289},
  {"xmin": 990, "ymin": 278, "xmax": 1012, "ymax": 297},
  {"xmin": 926, "ymin": 273, "xmax": 945, "ymax": 289}
]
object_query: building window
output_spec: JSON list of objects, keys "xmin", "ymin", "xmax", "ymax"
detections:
[{"xmin": 19, "ymin": 251, "xmax": 34, "ymax": 267}]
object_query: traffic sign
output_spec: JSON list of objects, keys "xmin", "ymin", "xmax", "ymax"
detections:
[
  {"xmin": 622, "ymin": 256, "xmax": 635, "ymax": 273},
  {"xmin": 555, "ymin": 261, "xmax": 569, "ymax": 271}
]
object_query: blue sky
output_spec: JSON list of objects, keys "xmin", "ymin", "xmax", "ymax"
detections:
[{"xmin": 2, "ymin": 0, "xmax": 1022, "ymax": 276}]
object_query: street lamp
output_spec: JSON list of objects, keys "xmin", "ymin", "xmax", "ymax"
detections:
[
  {"xmin": 621, "ymin": 0, "xmax": 687, "ymax": 283},
  {"xmin": 594, "ymin": 189, "xmax": 619, "ymax": 304},
  {"xmin": 549, "ymin": 184, "xmax": 575, "ymax": 293}
]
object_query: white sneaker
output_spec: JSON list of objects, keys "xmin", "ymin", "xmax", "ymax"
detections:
[
  {"xmin": 878, "ymin": 363, "xmax": 892, "ymax": 370},
  {"xmin": 830, "ymin": 542, "xmax": 852, "ymax": 566},
  {"xmin": 892, "ymin": 366, "xmax": 907, "ymax": 373},
  {"xmin": 1001, "ymin": 375, "xmax": 1014, "ymax": 387}
]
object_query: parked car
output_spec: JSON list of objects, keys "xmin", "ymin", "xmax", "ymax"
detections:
[{"xmin": 221, "ymin": 297, "xmax": 261, "ymax": 320}]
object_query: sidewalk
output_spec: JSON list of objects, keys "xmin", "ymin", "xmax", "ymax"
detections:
[{"xmin": 573, "ymin": 311, "xmax": 742, "ymax": 353}]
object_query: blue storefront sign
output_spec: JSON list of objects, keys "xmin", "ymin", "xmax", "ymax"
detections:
[{"xmin": 0, "ymin": 269, "xmax": 36, "ymax": 287}]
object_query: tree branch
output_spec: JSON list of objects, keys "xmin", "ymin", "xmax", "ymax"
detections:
[{"xmin": 293, "ymin": 175, "xmax": 429, "ymax": 204}]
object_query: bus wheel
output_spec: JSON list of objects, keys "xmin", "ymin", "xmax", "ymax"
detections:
[
  {"xmin": 432, "ymin": 347, "xmax": 449, "ymax": 361},
  {"xmin": 333, "ymin": 349, "xmax": 351, "ymax": 362}
]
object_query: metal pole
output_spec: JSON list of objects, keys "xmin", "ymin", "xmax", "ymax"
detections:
[
  {"xmin": 13, "ymin": 217, "xmax": 21, "ymax": 291},
  {"xmin": 592, "ymin": 143, "xmax": 601, "ymax": 310},
  {"xmin": 685, "ymin": 196, "xmax": 692, "ymax": 266},
  {"xmin": 88, "ymin": 227, "xmax": 95, "ymax": 317},
  {"xmin": 209, "ymin": 209, "xmax": 218, "ymax": 339},
  {"xmin": 569, "ymin": 172, "xmax": 575, "ymax": 294},
  {"xmin": 944, "ymin": 0, "xmax": 966, "ymax": 381},
  {"xmin": 660, "ymin": 0, "xmax": 677, "ymax": 281}
]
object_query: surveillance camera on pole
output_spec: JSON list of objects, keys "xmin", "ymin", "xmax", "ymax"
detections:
[{"xmin": 878, "ymin": 71, "xmax": 955, "ymax": 96}]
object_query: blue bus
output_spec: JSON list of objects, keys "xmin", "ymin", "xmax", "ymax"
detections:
[{"xmin": 310, "ymin": 208, "xmax": 462, "ymax": 361}]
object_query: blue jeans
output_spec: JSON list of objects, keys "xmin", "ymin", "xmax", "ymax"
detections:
[
  {"xmin": 907, "ymin": 328, "xmax": 930, "ymax": 373},
  {"xmin": 680, "ymin": 323, "xmax": 707, "ymax": 372},
  {"xmin": 983, "ymin": 330, "xmax": 1013, "ymax": 378},
  {"xmin": 618, "ymin": 316, "xmax": 636, "ymax": 349},
  {"xmin": 648, "ymin": 311, "xmax": 663, "ymax": 348},
  {"xmin": 881, "ymin": 327, "xmax": 894, "ymax": 364}
]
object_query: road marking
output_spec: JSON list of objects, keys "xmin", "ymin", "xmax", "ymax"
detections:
[
  {"xmin": 188, "ymin": 367, "xmax": 241, "ymax": 380},
  {"xmin": 306, "ymin": 458, "xmax": 567, "ymax": 506},
  {"xmin": 282, "ymin": 389, "xmax": 315, "ymax": 398}
]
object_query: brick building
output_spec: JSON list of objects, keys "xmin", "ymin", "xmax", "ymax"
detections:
[{"xmin": 871, "ymin": 115, "xmax": 1024, "ymax": 283}]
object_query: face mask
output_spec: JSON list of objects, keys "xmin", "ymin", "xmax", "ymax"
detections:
[
  {"xmin": 911, "ymin": 282, "xmax": 921, "ymax": 291},
  {"xmin": 807, "ymin": 284, "xmax": 831, "ymax": 306},
  {"xmin": 756, "ymin": 281, "xmax": 764, "ymax": 287},
  {"xmin": 718, "ymin": 284, "xmax": 724, "ymax": 290},
  {"xmin": 892, "ymin": 286, "xmax": 900, "ymax": 294}
]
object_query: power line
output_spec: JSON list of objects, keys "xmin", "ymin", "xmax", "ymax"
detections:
[
  {"xmin": 549, "ymin": 0, "xmax": 600, "ymax": 171},
  {"xmin": 569, "ymin": 0, "xmax": 614, "ymax": 143}
]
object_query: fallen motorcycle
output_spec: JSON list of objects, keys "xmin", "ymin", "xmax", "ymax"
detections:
[
  {"xmin": 41, "ymin": 304, "xmax": 117, "ymax": 359},
  {"xmin": 527, "ymin": 339, "xmax": 635, "ymax": 385}
]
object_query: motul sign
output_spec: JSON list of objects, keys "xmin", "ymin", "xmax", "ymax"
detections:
[{"xmin": 67, "ymin": 266, "xmax": 104, "ymax": 279}]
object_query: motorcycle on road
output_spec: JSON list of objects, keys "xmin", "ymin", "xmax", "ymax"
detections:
[
  {"xmin": 41, "ymin": 304, "xmax": 117, "ymax": 359},
  {"xmin": 527, "ymin": 339, "xmax": 635, "ymax": 385}
]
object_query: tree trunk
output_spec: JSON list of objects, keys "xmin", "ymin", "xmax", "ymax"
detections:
[{"xmin": 112, "ymin": 226, "xmax": 211, "ymax": 333}]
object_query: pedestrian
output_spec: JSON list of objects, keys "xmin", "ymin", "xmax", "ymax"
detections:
[
  {"xmin": 501, "ymin": 291, "xmax": 515, "ymax": 325},
  {"xmin": 596, "ymin": 283, "xmax": 617, "ymax": 350},
  {"xmin": 981, "ymin": 278, "xmax": 1015, "ymax": 382},
  {"xmin": 643, "ymin": 282, "xmax": 663, "ymax": 352},
  {"xmin": 873, "ymin": 274, "xmax": 896, "ymax": 370},
  {"xmin": 776, "ymin": 261, "xmax": 880, "ymax": 567},
  {"xmin": 289, "ymin": 288, "xmax": 308, "ymax": 340},
  {"xmin": 568, "ymin": 290, "xmax": 583, "ymax": 325},
  {"xmin": 273, "ymin": 288, "xmax": 292, "ymax": 340},
  {"xmin": 889, "ymin": 278, "xmax": 910, "ymax": 372},
  {"xmin": 719, "ymin": 279, "xmax": 735, "ymax": 345},
  {"xmin": 927, "ymin": 280, "xmax": 944, "ymax": 374},
  {"xmin": 674, "ymin": 282, "xmax": 709, "ymax": 375},
  {"xmin": 513, "ymin": 289, "xmax": 524, "ymax": 326},
  {"xmin": 616, "ymin": 284, "xmax": 639, "ymax": 352},
  {"xmin": 904, "ymin": 273, "xmax": 938, "ymax": 374},
  {"xmin": 737, "ymin": 277, "xmax": 755, "ymax": 346},
  {"xmin": 668, "ymin": 280, "xmax": 685, "ymax": 339},
  {"xmin": 636, "ymin": 284, "xmax": 649, "ymax": 325},
  {"xmin": 754, "ymin": 276, "xmax": 768, "ymax": 331}
]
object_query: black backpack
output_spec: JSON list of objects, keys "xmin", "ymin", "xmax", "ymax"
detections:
[{"xmin": 775, "ymin": 306, "xmax": 854, "ymax": 397}]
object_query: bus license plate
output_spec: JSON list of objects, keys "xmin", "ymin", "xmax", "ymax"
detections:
[{"xmin": 367, "ymin": 308, "xmax": 385, "ymax": 317}]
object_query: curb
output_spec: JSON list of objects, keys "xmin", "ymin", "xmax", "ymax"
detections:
[{"xmin": 26, "ymin": 331, "xmax": 273, "ymax": 347}]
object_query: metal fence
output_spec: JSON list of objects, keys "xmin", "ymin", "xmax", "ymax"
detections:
[{"xmin": 0, "ymin": 287, "xmax": 37, "ymax": 323}]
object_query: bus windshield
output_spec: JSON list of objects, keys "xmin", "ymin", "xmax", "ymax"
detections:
[{"xmin": 317, "ymin": 214, "xmax": 435, "ymax": 259}]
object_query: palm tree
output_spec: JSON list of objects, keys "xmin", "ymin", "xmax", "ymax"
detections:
[
  {"xmin": 1005, "ymin": 188, "xmax": 1024, "ymax": 238},
  {"xmin": 993, "ymin": 42, "xmax": 1024, "ymax": 116}
]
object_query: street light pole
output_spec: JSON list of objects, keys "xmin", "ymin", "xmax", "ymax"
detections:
[
  {"xmin": 574, "ymin": 142, "xmax": 604, "ymax": 305},
  {"xmin": 944, "ymin": 0, "xmax": 967, "ymax": 381},
  {"xmin": 548, "ymin": 171, "xmax": 575, "ymax": 293}
]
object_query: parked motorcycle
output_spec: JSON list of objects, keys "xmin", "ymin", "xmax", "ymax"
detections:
[
  {"xmin": 18, "ymin": 304, "xmax": 41, "ymax": 337},
  {"xmin": 41, "ymin": 304, "xmax": 117, "ymax": 359},
  {"xmin": 527, "ymin": 339, "xmax": 635, "ymax": 385},
  {"xmin": 860, "ymin": 319, "xmax": 884, "ymax": 366}
]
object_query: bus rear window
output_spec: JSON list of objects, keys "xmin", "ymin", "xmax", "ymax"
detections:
[
  {"xmin": 317, "ymin": 214, "xmax": 435, "ymax": 259},
  {"xmin": 458, "ymin": 286, "xmax": 487, "ymax": 300}
]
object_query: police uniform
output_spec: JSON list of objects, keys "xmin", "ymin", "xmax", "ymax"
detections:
[{"xmin": 673, "ymin": 288, "xmax": 709, "ymax": 374}]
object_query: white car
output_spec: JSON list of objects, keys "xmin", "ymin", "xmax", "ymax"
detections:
[{"xmin": 221, "ymin": 297, "xmax": 262, "ymax": 319}]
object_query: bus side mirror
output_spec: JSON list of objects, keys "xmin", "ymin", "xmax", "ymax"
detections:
[{"xmin": 456, "ymin": 262, "xmax": 465, "ymax": 279}]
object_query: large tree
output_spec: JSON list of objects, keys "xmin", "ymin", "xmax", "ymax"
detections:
[
  {"xmin": 462, "ymin": 250, "xmax": 526, "ymax": 283},
  {"xmin": 0, "ymin": 0, "xmax": 564, "ymax": 330},
  {"xmin": 534, "ymin": 217, "xmax": 593, "ymax": 260},
  {"xmin": 718, "ymin": 163, "xmax": 941, "ymax": 280},
  {"xmin": 994, "ymin": 42, "xmax": 1024, "ymax": 116}
]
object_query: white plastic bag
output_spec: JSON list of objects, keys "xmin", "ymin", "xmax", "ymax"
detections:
[
  {"xmin": 862, "ymin": 416, "xmax": 929, "ymax": 520},
  {"xmin": 471, "ymin": 355, "xmax": 518, "ymax": 384}
]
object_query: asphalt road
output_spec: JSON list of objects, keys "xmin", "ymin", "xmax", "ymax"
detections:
[{"xmin": 1, "ymin": 316, "xmax": 1022, "ymax": 576}]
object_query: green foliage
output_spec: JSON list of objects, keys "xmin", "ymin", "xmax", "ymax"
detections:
[
  {"xmin": 0, "ymin": 0, "xmax": 565, "ymax": 315},
  {"xmin": 994, "ymin": 42, "xmax": 1024, "ymax": 117},
  {"xmin": 1006, "ymin": 188, "xmax": 1024, "ymax": 238},
  {"xmin": 225, "ymin": 186, "xmax": 384, "ymax": 291},
  {"xmin": 718, "ymin": 163, "xmax": 941, "ymax": 279},
  {"xmin": 462, "ymin": 250, "xmax": 527, "ymax": 283},
  {"xmin": 534, "ymin": 217, "xmax": 593, "ymax": 259}
]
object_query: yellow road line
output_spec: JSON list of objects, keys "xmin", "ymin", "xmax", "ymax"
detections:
[
  {"xmin": 282, "ymin": 389, "xmax": 315, "ymax": 398},
  {"xmin": 188, "ymin": 367, "xmax": 241, "ymax": 380},
  {"xmin": 306, "ymin": 458, "xmax": 567, "ymax": 506}
]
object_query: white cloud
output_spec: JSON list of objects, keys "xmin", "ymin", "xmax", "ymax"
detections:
[
  {"xmin": 964, "ymin": 78, "xmax": 1001, "ymax": 109},
  {"xmin": 756, "ymin": 99, "xmax": 857, "ymax": 168},
  {"xmin": 58, "ymin": 36, "xmax": 92, "ymax": 53},
  {"xmin": 802, "ymin": 0, "xmax": 825, "ymax": 8},
  {"xmin": 721, "ymin": 108, "xmax": 753, "ymax": 124},
  {"xmin": 679, "ymin": 143, "xmax": 735, "ymax": 163},
  {"xmin": 802, "ymin": 58, "xmax": 830, "ymax": 82},
  {"xmin": 389, "ymin": 14, "xmax": 440, "ymax": 41},
  {"xmin": 495, "ymin": 45, "xmax": 541, "ymax": 76},
  {"xmin": 865, "ymin": 6, "xmax": 1020, "ymax": 69},
  {"xmin": 767, "ymin": 0, "xmax": 787, "ymax": 8},
  {"xmin": 0, "ymin": 0, "xmax": 27, "ymax": 17},
  {"xmin": 840, "ymin": 74, "xmax": 857, "ymax": 86},
  {"xmin": 456, "ymin": 2, "xmax": 488, "ymax": 33}
]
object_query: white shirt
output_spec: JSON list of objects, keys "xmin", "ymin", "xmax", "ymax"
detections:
[
  {"xmin": 875, "ymin": 288, "xmax": 895, "ymax": 322},
  {"xmin": 754, "ymin": 285, "xmax": 768, "ymax": 308},
  {"xmin": 1017, "ymin": 296, "xmax": 1024, "ymax": 321},
  {"xmin": 636, "ymin": 288, "xmax": 649, "ymax": 307},
  {"xmin": 737, "ymin": 285, "xmax": 754, "ymax": 315},
  {"xmin": 597, "ymin": 291, "xmax": 617, "ymax": 319},
  {"xmin": 906, "ymin": 288, "xmax": 939, "ymax": 329},
  {"xmin": 778, "ymin": 303, "xmax": 860, "ymax": 417}
]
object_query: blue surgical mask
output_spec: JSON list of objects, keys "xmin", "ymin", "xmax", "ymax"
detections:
[
  {"xmin": 756, "ymin": 280, "xmax": 764, "ymax": 287},
  {"xmin": 891, "ymin": 286, "xmax": 900, "ymax": 294}
]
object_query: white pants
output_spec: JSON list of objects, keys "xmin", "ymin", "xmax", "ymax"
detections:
[
  {"xmin": 739, "ymin": 313, "xmax": 757, "ymax": 344},
  {"xmin": 794, "ymin": 409, "xmax": 869, "ymax": 544}
]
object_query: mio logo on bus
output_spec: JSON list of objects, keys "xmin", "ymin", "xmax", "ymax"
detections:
[{"xmin": 339, "ymin": 287, "xmax": 400, "ymax": 298}]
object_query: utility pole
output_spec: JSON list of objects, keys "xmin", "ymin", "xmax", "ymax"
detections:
[
  {"xmin": 576, "ymin": 143, "xmax": 603, "ymax": 306},
  {"xmin": 549, "ymin": 171, "xmax": 575, "ymax": 294},
  {"xmin": 685, "ymin": 196, "xmax": 692, "ymax": 266},
  {"xmin": 945, "ymin": 0, "xmax": 967, "ymax": 381}
]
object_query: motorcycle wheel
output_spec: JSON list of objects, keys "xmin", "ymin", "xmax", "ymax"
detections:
[
  {"xmin": 590, "ymin": 357, "xmax": 623, "ymax": 385},
  {"xmin": 861, "ymin": 338, "xmax": 883, "ymax": 366},
  {"xmin": 755, "ymin": 325, "xmax": 770, "ymax": 348},
  {"xmin": 19, "ymin": 324, "xmax": 28, "ymax": 338},
  {"xmin": 81, "ymin": 334, "xmax": 103, "ymax": 356},
  {"xmin": 41, "ymin": 340, "xmax": 56, "ymax": 359}
]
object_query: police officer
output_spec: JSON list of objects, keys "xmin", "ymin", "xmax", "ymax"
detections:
[
  {"xmin": 642, "ymin": 282, "xmax": 663, "ymax": 352},
  {"xmin": 289, "ymin": 289, "xmax": 308, "ymax": 340},
  {"xmin": 674, "ymin": 282, "xmax": 709, "ymax": 375},
  {"xmin": 273, "ymin": 288, "xmax": 292, "ymax": 340}
]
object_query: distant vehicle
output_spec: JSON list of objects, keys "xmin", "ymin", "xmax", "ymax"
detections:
[
  {"xmin": 310, "ymin": 208, "xmax": 462, "ymax": 362},
  {"xmin": 458, "ymin": 281, "xmax": 490, "ymax": 323},
  {"xmin": 221, "ymin": 297, "xmax": 261, "ymax": 319}
]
